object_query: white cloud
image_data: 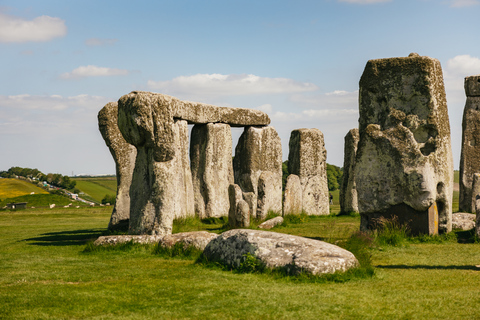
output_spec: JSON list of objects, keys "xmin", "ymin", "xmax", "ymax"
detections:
[
  {"xmin": 449, "ymin": 0, "xmax": 480, "ymax": 7},
  {"xmin": 0, "ymin": 13, "xmax": 66, "ymax": 43},
  {"xmin": 85, "ymin": 38, "xmax": 118, "ymax": 46},
  {"xmin": 147, "ymin": 73, "xmax": 318, "ymax": 97},
  {"xmin": 338, "ymin": 0, "xmax": 391, "ymax": 4},
  {"xmin": 446, "ymin": 55, "xmax": 480, "ymax": 77},
  {"xmin": 60, "ymin": 65, "xmax": 129, "ymax": 79}
]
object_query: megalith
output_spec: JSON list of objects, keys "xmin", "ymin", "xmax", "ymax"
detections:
[
  {"xmin": 283, "ymin": 174, "xmax": 303, "ymax": 215},
  {"xmin": 340, "ymin": 128, "xmax": 359, "ymax": 214},
  {"xmin": 190, "ymin": 123, "xmax": 234, "ymax": 218},
  {"xmin": 355, "ymin": 53, "xmax": 454, "ymax": 235},
  {"xmin": 459, "ymin": 75, "xmax": 480, "ymax": 213},
  {"xmin": 233, "ymin": 126, "xmax": 283, "ymax": 217},
  {"xmin": 117, "ymin": 91, "xmax": 270, "ymax": 235},
  {"xmin": 98, "ymin": 102, "xmax": 136, "ymax": 231},
  {"xmin": 288, "ymin": 128, "xmax": 329, "ymax": 215},
  {"xmin": 228, "ymin": 184, "xmax": 250, "ymax": 228}
]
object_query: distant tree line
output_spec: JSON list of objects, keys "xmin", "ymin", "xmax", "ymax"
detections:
[
  {"xmin": 0, "ymin": 166, "xmax": 77, "ymax": 191},
  {"xmin": 282, "ymin": 161, "xmax": 343, "ymax": 191}
]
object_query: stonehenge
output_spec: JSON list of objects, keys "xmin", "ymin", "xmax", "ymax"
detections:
[
  {"xmin": 355, "ymin": 53, "xmax": 453, "ymax": 235},
  {"xmin": 288, "ymin": 129, "xmax": 329, "ymax": 215},
  {"xmin": 340, "ymin": 128, "xmax": 359, "ymax": 214},
  {"xmin": 459, "ymin": 75, "xmax": 480, "ymax": 213}
]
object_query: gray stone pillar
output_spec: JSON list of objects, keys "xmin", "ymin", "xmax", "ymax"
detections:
[
  {"xmin": 288, "ymin": 128, "xmax": 329, "ymax": 215},
  {"xmin": 283, "ymin": 174, "xmax": 303, "ymax": 216},
  {"xmin": 340, "ymin": 128, "xmax": 359, "ymax": 214}
]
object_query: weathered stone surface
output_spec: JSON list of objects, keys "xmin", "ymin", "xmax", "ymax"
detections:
[
  {"xmin": 203, "ymin": 229, "xmax": 359, "ymax": 275},
  {"xmin": 258, "ymin": 216, "xmax": 284, "ymax": 229},
  {"xmin": 288, "ymin": 129, "xmax": 329, "ymax": 215},
  {"xmin": 160, "ymin": 231, "xmax": 218, "ymax": 251},
  {"xmin": 228, "ymin": 184, "xmax": 250, "ymax": 228},
  {"xmin": 283, "ymin": 174, "xmax": 303, "ymax": 215},
  {"xmin": 242, "ymin": 192, "xmax": 257, "ymax": 220},
  {"xmin": 476, "ymin": 198, "xmax": 480, "ymax": 238},
  {"xmin": 452, "ymin": 213, "xmax": 475, "ymax": 230},
  {"xmin": 459, "ymin": 76, "xmax": 480, "ymax": 213},
  {"xmin": 172, "ymin": 120, "xmax": 195, "ymax": 219},
  {"xmin": 98, "ymin": 102, "xmax": 136, "ymax": 231},
  {"xmin": 256, "ymin": 171, "xmax": 279, "ymax": 220},
  {"xmin": 355, "ymin": 53, "xmax": 454, "ymax": 235},
  {"xmin": 234, "ymin": 126, "xmax": 282, "ymax": 216},
  {"xmin": 94, "ymin": 235, "xmax": 163, "ymax": 246},
  {"xmin": 340, "ymin": 128, "xmax": 359, "ymax": 214},
  {"xmin": 471, "ymin": 173, "xmax": 480, "ymax": 214},
  {"xmin": 191, "ymin": 123, "xmax": 233, "ymax": 218}
]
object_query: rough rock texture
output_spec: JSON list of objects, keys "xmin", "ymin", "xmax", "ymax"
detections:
[
  {"xmin": 159, "ymin": 231, "xmax": 219, "ymax": 250},
  {"xmin": 94, "ymin": 235, "xmax": 163, "ymax": 246},
  {"xmin": 451, "ymin": 213, "xmax": 475, "ymax": 230},
  {"xmin": 256, "ymin": 171, "xmax": 279, "ymax": 220},
  {"xmin": 172, "ymin": 120, "xmax": 195, "ymax": 219},
  {"xmin": 258, "ymin": 216, "xmax": 284, "ymax": 229},
  {"xmin": 476, "ymin": 199, "xmax": 480, "ymax": 238},
  {"xmin": 459, "ymin": 76, "xmax": 480, "ymax": 213},
  {"xmin": 233, "ymin": 126, "xmax": 283, "ymax": 217},
  {"xmin": 190, "ymin": 123, "xmax": 234, "ymax": 218},
  {"xmin": 242, "ymin": 192, "xmax": 257, "ymax": 220},
  {"xmin": 228, "ymin": 184, "xmax": 250, "ymax": 228},
  {"xmin": 340, "ymin": 128, "xmax": 359, "ymax": 214},
  {"xmin": 203, "ymin": 229, "xmax": 359, "ymax": 275},
  {"xmin": 283, "ymin": 174, "xmax": 303, "ymax": 215},
  {"xmin": 355, "ymin": 53, "xmax": 454, "ymax": 235},
  {"xmin": 288, "ymin": 129, "xmax": 329, "ymax": 215},
  {"xmin": 471, "ymin": 173, "xmax": 480, "ymax": 214},
  {"xmin": 98, "ymin": 102, "xmax": 137, "ymax": 231}
]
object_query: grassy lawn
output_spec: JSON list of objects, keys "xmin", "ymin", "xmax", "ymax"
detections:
[
  {"xmin": 73, "ymin": 177, "xmax": 117, "ymax": 203},
  {"xmin": 1, "ymin": 206, "xmax": 480, "ymax": 319}
]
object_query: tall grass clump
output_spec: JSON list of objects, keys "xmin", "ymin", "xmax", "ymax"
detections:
[
  {"xmin": 153, "ymin": 242, "xmax": 203, "ymax": 260},
  {"xmin": 372, "ymin": 216, "xmax": 410, "ymax": 248},
  {"xmin": 281, "ymin": 212, "xmax": 309, "ymax": 226}
]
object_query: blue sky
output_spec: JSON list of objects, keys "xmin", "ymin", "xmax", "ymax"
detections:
[{"xmin": 1, "ymin": 0, "xmax": 480, "ymax": 175}]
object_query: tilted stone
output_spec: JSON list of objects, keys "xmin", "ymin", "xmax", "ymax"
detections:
[
  {"xmin": 159, "ymin": 231, "xmax": 219, "ymax": 251},
  {"xmin": 233, "ymin": 126, "xmax": 282, "ymax": 217},
  {"xmin": 451, "ymin": 212, "xmax": 475, "ymax": 231},
  {"xmin": 340, "ymin": 128, "xmax": 359, "ymax": 214},
  {"xmin": 258, "ymin": 216, "xmax": 284, "ymax": 229},
  {"xmin": 459, "ymin": 76, "xmax": 480, "ymax": 213},
  {"xmin": 94, "ymin": 235, "xmax": 163, "ymax": 246},
  {"xmin": 288, "ymin": 128, "xmax": 329, "ymax": 215},
  {"xmin": 190, "ymin": 123, "xmax": 233, "ymax": 218},
  {"xmin": 203, "ymin": 229, "xmax": 359, "ymax": 275},
  {"xmin": 98, "ymin": 102, "xmax": 136, "ymax": 231},
  {"xmin": 355, "ymin": 53, "xmax": 454, "ymax": 235},
  {"xmin": 283, "ymin": 174, "xmax": 303, "ymax": 216}
]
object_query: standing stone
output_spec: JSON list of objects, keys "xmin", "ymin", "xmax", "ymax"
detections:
[
  {"xmin": 242, "ymin": 192, "xmax": 257, "ymax": 220},
  {"xmin": 172, "ymin": 120, "xmax": 195, "ymax": 219},
  {"xmin": 98, "ymin": 102, "xmax": 136, "ymax": 231},
  {"xmin": 190, "ymin": 123, "xmax": 234, "ymax": 219},
  {"xmin": 476, "ymin": 197, "xmax": 480, "ymax": 239},
  {"xmin": 355, "ymin": 53, "xmax": 454, "ymax": 235},
  {"xmin": 228, "ymin": 184, "xmax": 250, "ymax": 228},
  {"xmin": 288, "ymin": 129, "xmax": 329, "ymax": 215},
  {"xmin": 233, "ymin": 126, "xmax": 283, "ymax": 217},
  {"xmin": 340, "ymin": 129, "xmax": 359, "ymax": 214},
  {"xmin": 459, "ymin": 75, "xmax": 480, "ymax": 213},
  {"xmin": 283, "ymin": 174, "xmax": 303, "ymax": 216},
  {"xmin": 471, "ymin": 173, "xmax": 480, "ymax": 215}
]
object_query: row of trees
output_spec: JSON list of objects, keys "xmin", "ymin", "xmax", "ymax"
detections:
[
  {"xmin": 0, "ymin": 167, "xmax": 77, "ymax": 191},
  {"xmin": 282, "ymin": 161, "xmax": 343, "ymax": 191}
]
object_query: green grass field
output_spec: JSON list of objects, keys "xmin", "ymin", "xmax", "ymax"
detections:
[
  {"xmin": 1, "ymin": 206, "xmax": 479, "ymax": 319},
  {"xmin": 73, "ymin": 177, "xmax": 117, "ymax": 203},
  {"xmin": 0, "ymin": 178, "xmax": 48, "ymax": 200}
]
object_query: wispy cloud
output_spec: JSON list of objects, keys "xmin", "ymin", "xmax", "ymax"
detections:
[
  {"xmin": 338, "ymin": 0, "xmax": 391, "ymax": 4},
  {"xmin": 448, "ymin": 0, "xmax": 480, "ymax": 7},
  {"xmin": 85, "ymin": 38, "xmax": 118, "ymax": 46},
  {"xmin": 0, "ymin": 12, "xmax": 66, "ymax": 43},
  {"xmin": 60, "ymin": 65, "xmax": 129, "ymax": 79},
  {"xmin": 147, "ymin": 73, "xmax": 318, "ymax": 97}
]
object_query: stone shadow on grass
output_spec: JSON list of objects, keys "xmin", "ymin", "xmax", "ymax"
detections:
[
  {"xmin": 24, "ymin": 229, "xmax": 105, "ymax": 246},
  {"xmin": 376, "ymin": 264, "xmax": 480, "ymax": 271}
]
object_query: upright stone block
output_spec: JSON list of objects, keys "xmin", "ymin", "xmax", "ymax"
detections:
[
  {"xmin": 283, "ymin": 174, "xmax": 303, "ymax": 215},
  {"xmin": 340, "ymin": 128, "xmax": 359, "ymax": 214},
  {"xmin": 228, "ymin": 184, "xmax": 250, "ymax": 228},
  {"xmin": 355, "ymin": 53, "xmax": 453, "ymax": 235},
  {"xmin": 288, "ymin": 128, "xmax": 329, "ymax": 215},
  {"xmin": 233, "ymin": 126, "xmax": 283, "ymax": 216},
  {"xmin": 190, "ymin": 123, "xmax": 234, "ymax": 218},
  {"xmin": 471, "ymin": 173, "xmax": 480, "ymax": 215},
  {"xmin": 459, "ymin": 75, "xmax": 480, "ymax": 213},
  {"xmin": 98, "ymin": 102, "xmax": 136, "ymax": 231}
]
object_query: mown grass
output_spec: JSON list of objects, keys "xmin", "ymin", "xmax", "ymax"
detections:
[
  {"xmin": 0, "ymin": 178, "xmax": 48, "ymax": 200},
  {"xmin": 1, "ymin": 207, "xmax": 480, "ymax": 319},
  {"xmin": 73, "ymin": 177, "xmax": 117, "ymax": 203}
]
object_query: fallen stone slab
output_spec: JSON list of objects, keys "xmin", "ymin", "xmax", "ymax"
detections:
[
  {"xmin": 159, "ymin": 231, "xmax": 219, "ymax": 251},
  {"xmin": 258, "ymin": 216, "xmax": 284, "ymax": 229},
  {"xmin": 452, "ymin": 212, "xmax": 475, "ymax": 230},
  {"xmin": 203, "ymin": 229, "xmax": 358, "ymax": 275},
  {"xmin": 94, "ymin": 235, "xmax": 164, "ymax": 246}
]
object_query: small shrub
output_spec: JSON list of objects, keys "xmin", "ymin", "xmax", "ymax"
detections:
[{"xmin": 237, "ymin": 252, "xmax": 266, "ymax": 273}]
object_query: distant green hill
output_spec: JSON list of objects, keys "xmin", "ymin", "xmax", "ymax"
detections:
[
  {"xmin": 72, "ymin": 177, "xmax": 117, "ymax": 203},
  {"xmin": 0, "ymin": 194, "xmax": 87, "ymax": 208},
  {"xmin": 0, "ymin": 178, "xmax": 48, "ymax": 200}
]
